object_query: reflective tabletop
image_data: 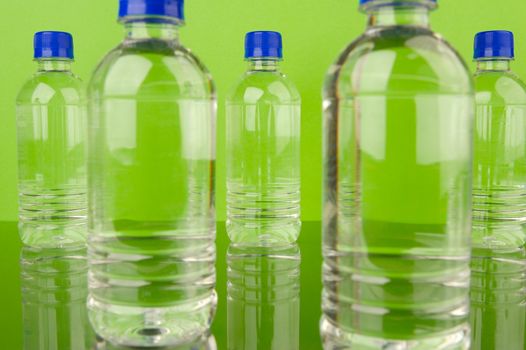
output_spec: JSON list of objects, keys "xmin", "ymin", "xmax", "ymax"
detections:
[{"xmin": 0, "ymin": 221, "xmax": 323, "ymax": 349}]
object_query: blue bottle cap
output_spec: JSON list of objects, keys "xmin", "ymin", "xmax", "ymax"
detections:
[
  {"xmin": 245, "ymin": 31, "xmax": 283, "ymax": 59},
  {"xmin": 119, "ymin": 0, "xmax": 184, "ymax": 21},
  {"xmin": 474, "ymin": 30, "xmax": 514, "ymax": 60},
  {"xmin": 34, "ymin": 31, "xmax": 74, "ymax": 59}
]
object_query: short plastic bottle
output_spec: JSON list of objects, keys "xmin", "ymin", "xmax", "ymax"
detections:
[
  {"xmin": 226, "ymin": 31, "xmax": 301, "ymax": 246},
  {"xmin": 470, "ymin": 30, "xmax": 526, "ymax": 350},
  {"xmin": 16, "ymin": 31, "xmax": 87, "ymax": 248}
]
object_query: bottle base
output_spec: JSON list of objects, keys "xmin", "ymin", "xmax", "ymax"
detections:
[
  {"xmin": 19, "ymin": 221, "xmax": 87, "ymax": 248},
  {"xmin": 95, "ymin": 334, "xmax": 218, "ymax": 350},
  {"xmin": 226, "ymin": 220, "xmax": 301, "ymax": 247},
  {"xmin": 88, "ymin": 293, "xmax": 217, "ymax": 348},
  {"xmin": 320, "ymin": 317, "xmax": 470, "ymax": 350}
]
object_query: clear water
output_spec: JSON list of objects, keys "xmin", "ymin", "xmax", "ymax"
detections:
[
  {"xmin": 321, "ymin": 14, "xmax": 474, "ymax": 350},
  {"xmin": 227, "ymin": 244, "xmax": 300, "ymax": 350},
  {"xmin": 20, "ymin": 246, "xmax": 95, "ymax": 350},
  {"xmin": 226, "ymin": 61, "xmax": 301, "ymax": 246},
  {"xmin": 16, "ymin": 61, "xmax": 87, "ymax": 248},
  {"xmin": 470, "ymin": 66, "xmax": 526, "ymax": 350},
  {"xmin": 87, "ymin": 23, "xmax": 216, "ymax": 347}
]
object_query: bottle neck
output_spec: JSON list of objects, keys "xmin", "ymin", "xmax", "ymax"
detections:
[
  {"xmin": 36, "ymin": 59, "xmax": 73, "ymax": 72},
  {"xmin": 366, "ymin": 4, "xmax": 431, "ymax": 28},
  {"xmin": 124, "ymin": 21, "xmax": 180, "ymax": 41},
  {"xmin": 247, "ymin": 59, "xmax": 280, "ymax": 72},
  {"xmin": 476, "ymin": 59, "xmax": 512, "ymax": 72}
]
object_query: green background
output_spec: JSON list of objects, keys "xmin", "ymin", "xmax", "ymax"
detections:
[
  {"xmin": 0, "ymin": 1, "xmax": 524, "ymax": 349},
  {"xmin": 1, "ymin": 0, "xmax": 525, "ymax": 222}
]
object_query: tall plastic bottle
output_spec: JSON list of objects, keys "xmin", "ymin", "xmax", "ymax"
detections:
[
  {"xmin": 321, "ymin": 0, "xmax": 474, "ymax": 348},
  {"xmin": 226, "ymin": 31, "xmax": 301, "ymax": 246},
  {"xmin": 87, "ymin": 0, "xmax": 216, "ymax": 347},
  {"xmin": 227, "ymin": 244, "xmax": 300, "ymax": 350},
  {"xmin": 470, "ymin": 30, "xmax": 526, "ymax": 350},
  {"xmin": 16, "ymin": 31, "xmax": 86, "ymax": 248}
]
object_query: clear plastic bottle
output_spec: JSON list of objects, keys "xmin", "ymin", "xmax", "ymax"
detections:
[
  {"xmin": 470, "ymin": 30, "xmax": 526, "ymax": 350},
  {"xmin": 227, "ymin": 244, "xmax": 300, "ymax": 350},
  {"xmin": 87, "ymin": 0, "xmax": 216, "ymax": 347},
  {"xmin": 226, "ymin": 31, "xmax": 301, "ymax": 246},
  {"xmin": 321, "ymin": 0, "xmax": 474, "ymax": 348},
  {"xmin": 16, "ymin": 31, "xmax": 87, "ymax": 248},
  {"xmin": 21, "ymin": 246, "xmax": 95, "ymax": 350}
]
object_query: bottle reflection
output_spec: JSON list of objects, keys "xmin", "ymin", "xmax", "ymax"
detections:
[
  {"xmin": 20, "ymin": 245, "xmax": 95, "ymax": 350},
  {"xmin": 470, "ymin": 223, "xmax": 526, "ymax": 350},
  {"xmin": 227, "ymin": 244, "xmax": 300, "ymax": 350}
]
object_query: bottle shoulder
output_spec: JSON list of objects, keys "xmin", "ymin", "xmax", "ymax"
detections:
[
  {"xmin": 89, "ymin": 40, "xmax": 215, "ymax": 99},
  {"xmin": 325, "ymin": 26, "xmax": 474, "ymax": 98},
  {"xmin": 17, "ymin": 71, "xmax": 85, "ymax": 105},
  {"xmin": 474, "ymin": 71, "xmax": 526, "ymax": 106},
  {"xmin": 227, "ymin": 71, "xmax": 301, "ymax": 104}
]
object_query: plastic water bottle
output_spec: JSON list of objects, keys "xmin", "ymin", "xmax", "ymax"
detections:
[
  {"xmin": 16, "ymin": 31, "xmax": 87, "ymax": 248},
  {"xmin": 470, "ymin": 30, "xmax": 526, "ymax": 350},
  {"xmin": 227, "ymin": 244, "xmax": 300, "ymax": 350},
  {"xmin": 21, "ymin": 246, "xmax": 94, "ymax": 350},
  {"xmin": 321, "ymin": 0, "xmax": 474, "ymax": 348},
  {"xmin": 87, "ymin": 0, "xmax": 217, "ymax": 347},
  {"xmin": 226, "ymin": 31, "xmax": 301, "ymax": 246}
]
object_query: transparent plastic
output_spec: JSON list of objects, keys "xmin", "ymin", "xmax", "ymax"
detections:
[
  {"xmin": 470, "ymin": 58, "xmax": 526, "ymax": 350},
  {"xmin": 87, "ymin": 19, "xmax": 217, "ymax": 347},
  {"xmin": 16, "ymin": 59, "xmax": 87, "ymax": 248},
  {"xmin": 226, "ymin": 59, "xmax": 301, "ymax": 246},
  {"xmin": 21, "ymin": 246, "xmax": 95, "ymax": 350},
  {"xmin": 227, "ymin": 244, "xmax": 300, "ymax": 350},
  {"xmin": 321, "ymin": 1, "xmax": 474, "ymax": 349}
]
